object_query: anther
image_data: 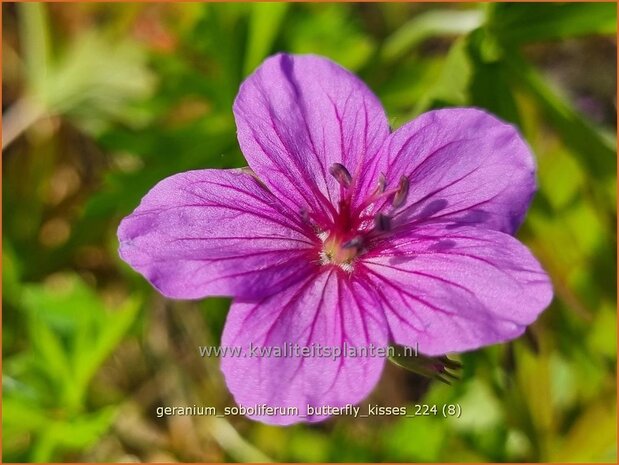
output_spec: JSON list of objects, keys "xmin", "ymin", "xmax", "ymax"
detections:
[
  {"xmin": 376, "ymin": 173, "xmax": 386, "ymax": 193},
  {"xmin": 342, "ymin": 236, "xmax": 363, "ymax": 250},
  {"xmin": 374, "ymin": 213, "xmax": 391, "ymax": 232},
  {"xmin": 329, "ymin": 163, "xmax": 352, "ymax": 188},
  {"xmin": 392, "ymin": 175, "xmax": 409, "ymax": 208}
]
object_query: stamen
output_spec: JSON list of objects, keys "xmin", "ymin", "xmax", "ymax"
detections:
[
  {"xmin": 319, "ymin": 250, "xmax": 331, "ymax": 265},
  {"xmin": 301, "ymin": 208, "xmax": 324, "ymax": 235},
  {"xmin": 340, "ymin": 262, "xmax": 354, "ymax": 273},
  {"xmin": 374, "ymin": 213, "xmax": 391, "ymax": 232},
  {"xmin": 355, "ymin": 176, "xmax": 398, "ymax": 214},
  {"xmin": 329, "ymin": 163, "xmax": 352, "ymax": 188},
  {"xmin": 342, "ymin": 236, "xmax": 363, "ymax": 249},
  {"xmin": 373, "ymin": 173, "xmax": 386, "ymax": 195},
  {"xmin": 392, "ymin": 176, "xmax": 409, "ymax": 208}
]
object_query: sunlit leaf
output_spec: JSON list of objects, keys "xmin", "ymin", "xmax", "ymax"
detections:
[
  {"xmin": 382, "ymin": 8, "xmax": 483, "ymax": 62},
  {"xmin": 286, "ymin": 4, "xmax": 375, "ymax": 71},
  {"xmin": 412, "ymin": 38, "xmax": 473, "ymax": 114},
  {"xmin": 244, "ymin": 2, "xmax": 289, "ymax": 75},
  {"xmin": 550, "ymin": 399, "xmax": 617, "ymax": 462}
]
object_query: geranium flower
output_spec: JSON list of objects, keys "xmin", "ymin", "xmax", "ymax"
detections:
[{"xmin": 118, "ymin": 53, "xmax": 553, "ymax": 425}]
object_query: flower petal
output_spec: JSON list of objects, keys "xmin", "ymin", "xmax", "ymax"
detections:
[
  {"xmin": 221, "ymin": 269, "xmax": 388, "ymax": 425},
  {"xmin": 380, "ymin": 108, "xmax": 536, "ymax": 234},
  {"xmin": 233, "ymin": 53, "xmax": 390, "ymax": 225},
  {"xmin": 361, "ymin": 226, "xmax": 553, "ymax": 355},
  {"xmin": 118, "ymin": 169, "xmax": 315, "ymax": 300}
]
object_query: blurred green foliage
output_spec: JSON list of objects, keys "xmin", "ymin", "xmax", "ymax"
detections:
[{"xmin": 2, "ymin": 2, "xmax": 617, "ymax": 463}]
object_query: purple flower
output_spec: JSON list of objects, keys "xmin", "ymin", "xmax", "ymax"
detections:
[{"xmin": 118, "ymin": 53, "xmax": 553, "ymax": 425}]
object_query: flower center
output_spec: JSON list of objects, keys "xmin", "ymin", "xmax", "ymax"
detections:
[
  {"xmin": 319, "ymin": 232, "xmax": 359, "ymax": 272},
  {"xmin": 314, "ymin": 163, "xmax": 410, "ymax": 273}
]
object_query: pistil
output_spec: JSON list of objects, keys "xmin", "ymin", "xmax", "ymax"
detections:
[{"xmin": 319, "ymin": 164, "xmax": 411, "ymax": 271}]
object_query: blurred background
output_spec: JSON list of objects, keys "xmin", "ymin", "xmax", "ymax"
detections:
[{"xmin": 2, "ymin": 2, "xmax": 617, "ymax": 463}]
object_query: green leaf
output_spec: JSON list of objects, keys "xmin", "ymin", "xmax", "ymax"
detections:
[
  {"xmin": 2, "ymin": 395, "xmax": 50, "ymax": 433},
  {"xmin": 382, "ymin": 8, "xmax": 483, "ymax": 62},
  {"xmin": 286, "ymin": 4, "xmax": 375, "ymax": 71},
  {"xmin": 453, "ymin": 379, "xmax": 504, "ymax": 432},
  {"xmin": 383, "ymin": 415, "xmax": 446, "ymax": 461},
  {"xmin": 2, "ymin": 240, "xmax": 23, "ymax": 308},
  {"xmin": 26, "ymin": 309, "xmax": 73, "ymax": 392},
  {"xmin": 31, "ymin": 408, "xmax": 117, "ymax": 462},
  {"xmin": 378, "ymin": 57, "xmax": 444, "ymax": 117},
  {"xmin": 587, "ymin": 302, "xmax": 617, "ymax": 359},
  {"xmin": 16, "ymin": 22, "xmax": 156, "ymax": 134},
  {"xmin": 467, "ymin": 30, "xmax": 522, "ymax": 126},
  {"xmin": 18, "ymin": 2, "xmax": 51, "ymax": 97},
  {"xmin": 514, "ymin": 341, "xmax": 554, "ymax": 457},
  {"xmin": 71, "ymin": 295, "xmax": 141, "ymax": 409},
  {"xmin": 550, "ymin": 400, "xmax": 617, "ymax": 462},
  {"xmin": 48, "ymin": 33, "xmax": 156, "ymax": 133},
  {"xmin": 489, "ymin": 3, "xmax": 617, "ymax": 45},
  {"xmin": 187, "ymin": 4, "xmax": 247, "ymax": 106},
  {"xmin": 19, "ymin": 275, "xmax": 140, "ymax": 411},
  {"xmin": 413, "ymin": 37, "xmax": 473, "ymax": 114},
  {"xmin": 243, "ymin": 2, "xmax": 289, "ymax": 75}
]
